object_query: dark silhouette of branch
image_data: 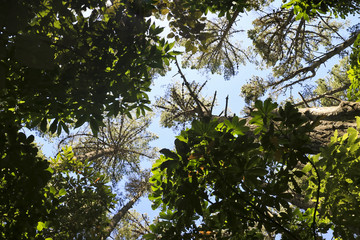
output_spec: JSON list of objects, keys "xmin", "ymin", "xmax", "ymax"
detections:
[{"xmin": 175, "ymin": 58, "xmax": 210, "ymax": 117}]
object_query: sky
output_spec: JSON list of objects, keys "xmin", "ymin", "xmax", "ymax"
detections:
[
  {"xmin": 25, "ymin": 1, "xmax": 356, "ymax": 238},
  {"xmin": 130, "ymin": 5, "xmax": 353, "ymax": 239}
]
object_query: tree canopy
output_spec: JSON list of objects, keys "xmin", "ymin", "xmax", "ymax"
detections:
[{"xmin": 2, "ymin": 0, "xmax": 360, "ymax": 239}]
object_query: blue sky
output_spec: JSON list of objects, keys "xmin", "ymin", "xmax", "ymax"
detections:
[{"xmin": 26, "ymin": 2, "xmax": 355, "ymax": 238}]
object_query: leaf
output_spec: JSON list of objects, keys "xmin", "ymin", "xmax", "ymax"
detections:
[
  {"xmin": 160, "ymin": 148, "xmax": 179, "ymax": 161},
  {"xmin": 185, "ymin": 40, "xmax": 192, "ymax": 52},
  {"xmin": 160, "ymin": 8, "xmax": 169, "ymax": 15},
  {"xmin": 75, "ymin": 115, "xmax": 87, "ymax": 128},
  {"xmin": 40, "ymin": 117, "xmax": 48, "ymax": 132},
  {"xmin": 174, "ymin": 139, "xmax": 189, "ymax": 155},
  {"xmin": 15, "ymin": 34, "xmax": 55, "ymax": 70},
  {"xmin": 302, "ymin": 162, "xmax": 312, "ymax": 173},
  {"xmin": 37, "ymin": 221, "xmax": 46, "ymax": 231},
  {"xmin": 89, "ymin": 118, "xmax": 99, "ymax": 136},
  {"xmin": 58, "ymin": 188, "xmax": 67, "ymax": 196},
  {"xmin": 160, "ymin": 159, "xmax": 178, "ymax": 171},
  {"xmin": 49, "ymin": 118, "xmax": 58, "ymax": 133}
]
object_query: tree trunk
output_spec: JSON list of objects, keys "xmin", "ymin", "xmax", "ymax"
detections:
[
  {"xmin": 219, "ymin": 101, "xmax": 360, "ymax": 154},
  {"xmin": 297, "ymin": 101, "xmax": 360, "ymax": 153},
  {"xmin": 77, "ymin": 148, "xmax": 116, "ymax": 162},
  {"xmin": 103, "ymin": 185, "xmax": 147, "ymax": 239}
]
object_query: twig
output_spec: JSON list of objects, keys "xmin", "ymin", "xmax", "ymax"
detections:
[
  {"xmin": 304, "ymin": 155, "xmax": 321, "ymax": 240},
  {"xmin": 298, "ymin": 92, "xmax": 310, "ymax": 107},
  {"xmin": 325, "ymin": 95, "xmax": 342, "ymax": 102},
  {"xmin": 317, "ymin": 13, "xmax": 346, "ymax": 41},
  {"xmin": 225, "ymin": 95, "xmax": 229, "ymax": 118},
  {"xmin": 174, "ymin": 58, "xmax": 210, "ymax": 117},
  {"xmin": 210, "ymin": 91, "xmax": 217, "ymax": 115}
]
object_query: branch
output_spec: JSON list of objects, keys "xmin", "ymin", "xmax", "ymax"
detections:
[
  {"xmin": 77, "ymin": 148, "xmax": 115, "ymax": 162},
  {"xmin": 215, "ymin": 8, "xmax": 242, "ymax": 51},
  {"xmin": 175, "ymin": 58, "xmax": 210, "ymax": 117},
  {"xmin": 210, "ymin": 91, "xmax": 217, "ymax": 115},
  {"xmin": 294, "ymin": 83, "xmax": 350, "ymax": 107},
  {"xmin": 269, "ymin": 32, "xmax": 359, "ymax": 89}
]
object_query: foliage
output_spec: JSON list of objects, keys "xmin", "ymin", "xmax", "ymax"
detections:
[
  {"xmin": 249, "ymin": 6, "xmax": 344, "ymax": 84},
  {"xmin": 0, "ymin": 0, "xmax": 173, "ymax": 135},
  {"xmin": 240, "ymin": 76, "xmax": 266, "ymax": 106},
  {"xmin": 113, "ymin": 210, "xmax": 151, "ymax": 240},
  {"xmin": 282, "ymin": 0, "xmax": 360, "ymax": 19},
  {"xmin": 148, "ymin": 100, "xmax": 319, "ymax": 239},
  {"xmin": 152, "ymin": 0, "xmax": 272, "ymax": 79},
  {"xmin": 148, "ymin": 99, "xmax": 360, "ymax": 239},
  {"xmin": 310, "ymin": 123, "xmax": 360, "ymax": 239},
  {"xmin": 0, "ymin": 0, "xmax": 171, "ymax": 237},
  {"xmin": 2, "ymin": 0, "xmax": 360, "ymax": 238},
  {"xmin": 59, "ymin": 113, "xmax": 158, "ymax": 183},
  {"xmin": 348, "ymin": 34, "xmax": 360, "ymax": 101},
  {"xmin": 155, "ymin": 81, "xmax": 213, "ymax": 131},
  {"xmin": 42, "ymin": 146, "xmax": 116, "ymax": 239},
  {"xmin": 0, "ymin": 111, "xmax": 53, "ymax": 240}
]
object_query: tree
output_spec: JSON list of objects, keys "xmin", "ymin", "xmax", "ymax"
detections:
[
  {"xmin": 148, "ymin": 100, "xmax": 360, "ymax": 239},
  {"xmin": 154, "ymin": 80, "xmax": 213, "ymax": 131},
  {"xmin": 0, "ymin": 111, "xmax": 53, "ymax": 240},
  {"xmin": 0, "ymin": 0, "xmax": 173, "ymax": 134},
  {"xmin": 1, "ymin": 0, "xmax": 172, "ymax": 237},
  {"xmin": 3, "ymin": 0, "xmax": 360, "ymax": 239},
  {"xmin": 42, "ymin": 146, "xmax": 116, "ymax": 240},
  {"xmin": 53, "ymin": 113, "xmax": 156, "ymax": 239},
  {"xmin": 146, "ymin": 0, "xmax": 360, "ymax": 239}
]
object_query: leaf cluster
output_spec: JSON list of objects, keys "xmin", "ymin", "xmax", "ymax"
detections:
[{"xmin": 148, "ymin": 100, "xmax": 324, "ymax": 239}]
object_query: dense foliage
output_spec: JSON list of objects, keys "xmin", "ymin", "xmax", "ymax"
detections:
[
  {"xmin": 2, "ymin": 0, "xmax": 360, "ymax": 239},
  {"xmin": 148, "ymin": 100, "xmax": 360, "ymax": 239}
]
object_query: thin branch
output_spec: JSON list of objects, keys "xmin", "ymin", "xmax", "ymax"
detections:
[
  {"xmin": 317, "ymin": 13, "xmax": 346, "ymax": 41},
  {"xmin": 175, "ymin": 58, "xmax": 210, "ymax": 117},
  {"xmin": 299, "ymin": 92, "xmax": 310, "ymax": 107},
  {"xmin": 294, "ymin": 83, "xmax": 350, "ymax": 107},
  {"xmin": 225, "ymin": 95, "xmax": 229, "ymax": 118},
  {"xmin": 269, "ymin": 32, "xmax": 359, "ymax": 88},
  {"xmin": 210, "ymin": 91, "xmax": 217, "ymax": 115}
]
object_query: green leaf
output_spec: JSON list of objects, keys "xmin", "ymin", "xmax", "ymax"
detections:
[
  {"xmin": 75, "ymin": 115, "xmax": 87, "ymax": 128},
  {"xmin": 49, "ymin": 118, "xmax": 58, "ymax": 133},
  {"xmin": 37, "ymin": 221, "xmax": 46, "ymax": 231},
  {"xmin": 90, "ymin": 118, "xmax": 99, "ymax": 136},
  {"xmin": 40, "ymin": 117, "xmax": 48, "ymax": 132},
  {"xmin": 174, "ymin": 139, "xmax": 189, "ymax": 155},
  {"xmin": 302, "ymin": 162, "xmax": 312, "ymax": 173},
  {"xmin": 58, "ymin": 188, "xmax": 67, "ymax": 196},
  {"xmin": 160, "ymin": 148, "xmax": 179, "ymax": 161},
  {"xmin": 160, "ymin": 159, "xmax": 178, "ymax": 171}
]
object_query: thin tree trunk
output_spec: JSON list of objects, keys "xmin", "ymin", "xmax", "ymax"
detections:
[{"xmin": 103, "ymin": 185, "xmax": 147, "ymax": 239}]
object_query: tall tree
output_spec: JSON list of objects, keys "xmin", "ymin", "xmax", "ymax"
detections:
[
  {"xmin": 1, "ymin": 1, "xmax": 172, "ymax": 237},
  {"xmin": 55, "ymin": 113, "xmax": 156, "ymax": 238},
  {"xmin": 148, "ymin": 100, "xmax": 360, "ymax": 239},
  {"xmin": 146, "ymin": 0, "xmax": 360, "ymax": 239},
  {"xmin": 3, "ymin": 0, "xmax": 360, "ymax": 239}
]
